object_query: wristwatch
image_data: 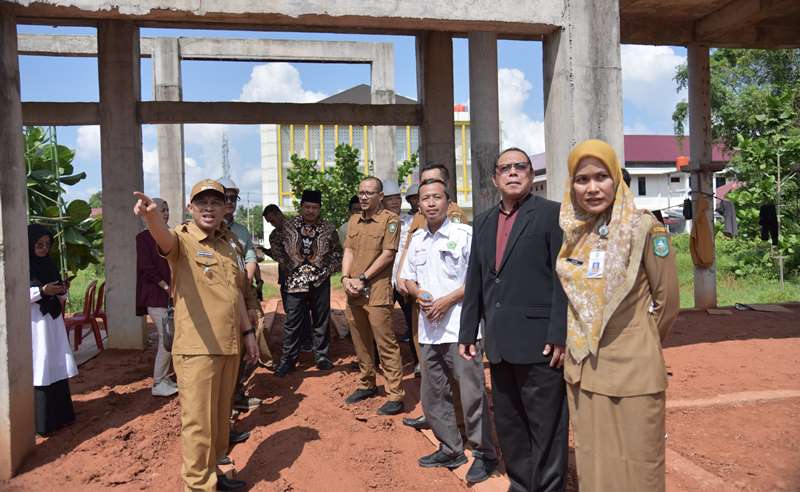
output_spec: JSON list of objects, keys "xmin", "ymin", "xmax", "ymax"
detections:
[{"xmin": 358, "ymin": 273, "xmax": 368, "ymax": 283}]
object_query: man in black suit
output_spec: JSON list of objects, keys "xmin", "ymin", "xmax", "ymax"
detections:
[{"xmin": 459, "ymin": 147, "xmax": 568, "ymax": 492}]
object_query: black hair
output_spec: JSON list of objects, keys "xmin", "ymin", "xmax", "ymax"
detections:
[
  {"xmin": 495, "ymin": 147, "xmax": 532, "ymax": 169},
  {"xmin": 361, "ymin": 176, "xmax": 383, "ymax": 192},
  {"xmin": 418, "ymin": 178, "xmax": 450, "ymax": 200},
  {"xmin": 262, "ymin": 204, "xmax": 281, "ymax": 218},
  {"xmin": 420, "ymin": 163, "xmax": 450, "ymax": 183}
]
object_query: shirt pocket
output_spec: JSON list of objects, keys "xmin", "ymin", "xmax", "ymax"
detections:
[
  {"xmin": 194, "ymin": 256, "xmax": 222, "ymax": 286},
  {"xmin": 439, "ymin": 249, "xmax": 461, "ymax": 278},
  {"xmin": 362, "ymin": 229, "xmax": 384, "ymax": 251}
]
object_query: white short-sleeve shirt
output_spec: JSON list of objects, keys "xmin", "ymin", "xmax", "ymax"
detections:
[{"xmin": 400, "ymin": 218, "xmax": 476, "ymax": 344}]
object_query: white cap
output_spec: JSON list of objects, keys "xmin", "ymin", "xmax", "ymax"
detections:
[
  {"xmin": 405, "ymin": 183, "xmax": 419, "ymax": 197},
  {"xmin": 382, "ymin": 180, "xmax": 401, "ymax": 197},
  {"xmin": 216, "ymin": 177, "xmax": 239, "ymax": 191}
]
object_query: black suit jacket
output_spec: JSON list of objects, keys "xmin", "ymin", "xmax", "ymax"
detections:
[{"xmin": 459, "ymin": 194, "xmax": 568, "ymax": 365}]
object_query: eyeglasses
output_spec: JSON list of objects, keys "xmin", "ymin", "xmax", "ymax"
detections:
[
  {"xmin": 224, "ymin": 194, "xmax": 240, "ymax": 204},
  {"xmin": 496, "ymin": 162, "xmax": 531, "ymax": 175},
  {"xmin": 357, "ymin": 190, "xmax": 379, "ymax": 198},
  {"xmin": 34, "ymin": 239, "xmax": 51, "ymax": 249}
]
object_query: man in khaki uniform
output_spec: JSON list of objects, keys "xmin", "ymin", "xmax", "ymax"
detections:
[
  {"xmin": 341, "ymin": 176, "xmax": 405, "ymax": 415},
  {"xmin": 134, "ymin": 179, "xmax": 259, "ymax": 492}
]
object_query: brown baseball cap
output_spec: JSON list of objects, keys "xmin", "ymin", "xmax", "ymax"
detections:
[{"xmin": 189, "ymin": 179, "xmax": 225, "ymax": 202}]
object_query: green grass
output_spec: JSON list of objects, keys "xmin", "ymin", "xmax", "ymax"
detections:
[
  {"xmin": 672, "ymin": 234, "xmax": 800, "ymax": 308},
  {"xmin": 66, "ymin": 265, "xmax": 103, "ymax": 313}
]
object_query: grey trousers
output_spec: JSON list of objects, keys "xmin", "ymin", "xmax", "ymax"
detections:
[{"xmin": 419, "ymin": 341, "xmax": 497, "ymax": 459}]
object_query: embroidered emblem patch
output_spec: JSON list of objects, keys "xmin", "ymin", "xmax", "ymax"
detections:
[
  {"xmin": 388, "ymin": 222, "xmax": 398, "ymax": 234},
  {"xmin": 653, "ymin": 235, "xmax": 669, "ymax": 257},
  {"xmin": 446, "ymin": 240, "xmax": 457, "ymax": 251}
]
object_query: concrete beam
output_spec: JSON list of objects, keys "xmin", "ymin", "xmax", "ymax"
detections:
[
  {"xmin": 416, "ymin": 32, "xmax": 456, "ymax": 200},
  {"xmin": 694, "ymin": 0, "xmax": 797, "ymax": 41},
  {"xmin": 21, "ymin": 102, "xmax": 99, "ymax": 126},
  {"xmin": 138, "ymin": 101, "xmax": 421, "ymax": 126},
  {"xmin": 369, "ymin": 42, "xmax": 396, "ymax": 186},
  {"xmin": 98, "ymin": 20, "xmax": 146, "ymax": 349},
  {"xmin": 468, "ymin": 32, "xmax": 500, "ymax": 215},
  {"xmin": 542, "ymin": 0, "xmax": 624, "ymax": 202},
  {"xmin": 0, "ymin": 10, "xmax": 35, "ymax": 480},
  {"xmin": 153, "ymin": 37, "xmax": 185, "ymax": 228},
  {"xmin": 7, "ymin": 1, "xmax": 563, "ymax": 37},
  {"xmin": 688, "ymin": 44, "xmax": 717, "ymax": 309}
]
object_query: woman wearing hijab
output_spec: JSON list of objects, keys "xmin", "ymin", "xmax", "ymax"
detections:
[
  {"xmin": 555, "ymin": 139, "xmax": 679, "ymax": 491},
  {"xmin": 29, "ymin": 224, "xmax": 78, "ymax": 436}
]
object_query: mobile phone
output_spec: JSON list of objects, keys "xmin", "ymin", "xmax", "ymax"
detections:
[{"xmin": 60, "ymin": 275, "xmax": 77, "ymax": 285}]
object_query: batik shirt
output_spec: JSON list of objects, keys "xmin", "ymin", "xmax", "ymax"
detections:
[{"xmin": 274, "ymin": 215, "xmax": 343, "ymax": 293}]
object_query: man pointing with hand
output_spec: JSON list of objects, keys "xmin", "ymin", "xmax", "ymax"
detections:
[{"xmin": 134, "ymin": 179, "xmax": 258, "ymax": 492}]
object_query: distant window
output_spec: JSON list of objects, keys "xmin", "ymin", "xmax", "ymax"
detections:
[
  {"xmin": 716, "ymin": 176, "xmax": 727, "ymax": 188},
  {"xmin": 637, "ymin": 176, "xmax": 647, "ymax": 196},
  {"xmin": 670, "ymin": 176, "xmax": 681, "ymax": 183}
]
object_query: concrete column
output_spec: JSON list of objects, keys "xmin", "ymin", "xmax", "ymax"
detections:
[
  {"xmin": 260, "ymin": 124, "xmax": 280, "ymax": 244},
  {"xmin": 0, "ymin": 11, "xmax": 35, "ymax": 479},
  {"xmin": 370, "ymin": 43, "xmax": 396, "ymax": 186},
  {"xmin": 416, "ymin": 32, "xmax": 456, "ymax": 199},
  {"xmin": 98, "ymin": 21, "xmax": 146, "ymax": 349},
  {"xmin": 153, "ymin": 37, "xmax": 185, "ymax": 227},
  {"xmin": 688, "ymin": 44, "xmax": 717, "ymax": 309},
  {"xmin": 542, "ymin": 0, "xmax": 624, "ymax": 201},
  {"xmin": 468, "ymin": 32, "xmax": 500, "ymax": 215}
]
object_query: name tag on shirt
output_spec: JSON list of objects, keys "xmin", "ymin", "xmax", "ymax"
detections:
[{"xmin": 586, "ymin": 250, "xmax": 605, "ymax": 279}]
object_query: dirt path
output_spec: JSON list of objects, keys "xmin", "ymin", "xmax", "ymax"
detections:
[{"xmin": 2, "ymin": 297, "xmax": 799, "ymax": 491}]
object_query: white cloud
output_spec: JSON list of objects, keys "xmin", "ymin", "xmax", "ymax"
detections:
[
  {"xmin": 239, "ymin": 63, "xmax": 327, "ymax": 103},
  {"xmin": 621, "ymin": 45, "xmax": 686, "ymax": 132},
  {"xmin": 75, "ymin": 125, "xmax": 101, "ymax": 163},
  {"xmin": 497, "ymin": 68, "xmax": 546, "ymax": 155}
]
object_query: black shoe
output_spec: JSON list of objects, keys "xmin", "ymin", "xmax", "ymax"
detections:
[
  {"xmin": 418, "ymin": 447, "xmax": 468, "ymax": 469},
  {"xmin": 275, "ymin": 362, "xmax": 294, "ymax": 377},
  {"xmin": 229, "ymin": 429, "xmax": 250, "ymax": 445},
  {"xmin": 216, "ymin": 474, "xmax": 246, "ymax": 491},
  {"xmin": 233, "ymin": 395, "xmax": 262, "ymax": 412},
  {"xmin": 316, "ymin": 358, "xmax": 333, "ymax": 370},
  {"xmin": 217, "ymin": 455, "xmax": 232, "ymax": 466},
  {"xmin": 377, "ymin": 400, "xmax": 404, "ymax": 416},
  {"xmin": 413, "ymin": 363, "xmax": 421, "ymax": 378},
  {"xmin": 465, "ymin": 456, "xmax": 498, "ymax": 483},
  {"xmin": 402, "ymin": 415, "xmax": 430, "ymax": 430},
  {"xmin": 344, "ymin": 387, "xmax": 377, "ymax": 404}
]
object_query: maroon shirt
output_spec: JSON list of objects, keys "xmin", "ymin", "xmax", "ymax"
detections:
[
  {"xmin": 136, "ymin": 230, "xmax": 171, "ymax": 315},
  {"xmin": 495, "ymin": 197, "xmax": 529, "ymax": 270}
]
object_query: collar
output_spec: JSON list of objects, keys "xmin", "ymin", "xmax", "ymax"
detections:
[
  {"xmin": 186, "ymin": 220, "xmax": 222, "ymax": 242},
  {"xmin": 424, "ymin": 218, "xmax": 452, "ymax": 239},
  {"xmin": 498, "ymin": 193, "xmax": 532, "ymax": 216},
  {"xmin": 358, "ymin": 207, "xmax": 384, "ymax": 223}
]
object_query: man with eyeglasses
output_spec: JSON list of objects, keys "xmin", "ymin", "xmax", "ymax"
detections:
[
  {"xmin": 133, "ymin": 179, "xmax": 259, "ymax": 492},
  {"xmin": 459, "ymin": 148, "xmax": 569, "ymax": 492},
  {"xmin": 341, "ymin": 176, "xmax": 405, "ymax": 415},
  {"xmin": 217, "ymin": 177, "xmax": 268, "ymax": 416}
]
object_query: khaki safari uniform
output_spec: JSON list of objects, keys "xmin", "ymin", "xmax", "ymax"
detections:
[
  {"xmin": 565, "ymin": 217, "xmax": 680, "ymax": 492},
  {"xmin": 165, "ymin": 221, "xmax": 259, "ymax": 492},
  {"xmin": 344, "ymin": 208, "xmax": 404, "ymax": 401}
]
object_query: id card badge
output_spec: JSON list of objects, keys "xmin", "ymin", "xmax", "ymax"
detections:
[{"xmin": 586, "ymin": 250, "xmax": 606, "ymax": 279}]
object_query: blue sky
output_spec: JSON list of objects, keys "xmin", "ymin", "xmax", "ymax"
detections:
[{"xmin": 17, "ymin": 24, "xmax": 687, "ymax": 202}]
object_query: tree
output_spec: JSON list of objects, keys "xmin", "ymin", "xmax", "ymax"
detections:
[
  {"xmin": 234, "ymin": 204, "xmax": 264, "ymax": 241},
  {"xmin": 287, "ymin": 144, "xmax": 364, "ymax": 228},
  {"xmin": 672, "ymin": 49, "xmax": 800, "ymax": 278},
  {"xmin": 88, "ymin": 190, "xmax": 102, "ymax": 208},
  {"xmin": 397, "ymin": 152, "xmax": 419, "ymax": 187},
  {"xmin": 25, "ymin": 126, "xmax": 103, "ymax": 276}
]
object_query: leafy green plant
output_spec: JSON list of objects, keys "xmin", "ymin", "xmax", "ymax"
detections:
[
  {"xmin": 397, "ymin": 152, "xmax": 419, "ymax": 187},
  {"xmin": 25, "ymin": 126, "xmax": 103, "ymax": 276},
  {"xmin": 286, "ymin": 144, "xmax": 364, "ymax": 228}
]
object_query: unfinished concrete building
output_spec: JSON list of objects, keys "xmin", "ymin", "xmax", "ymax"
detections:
[{"xmin": 2, "ymin": 0, "xmax": 799, "ymax": 479}]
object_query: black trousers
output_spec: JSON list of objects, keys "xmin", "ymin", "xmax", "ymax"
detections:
[
  {"xmin": 280, "ymin": 279, "xmax": 331, "ymax": 365},
  {"xmin": 394, "ymin": 289, "xmax": 417, "ymax": 365},
  {"xmin": 490, "ymin": 360, "xmax": 568, "ymax": 492}
]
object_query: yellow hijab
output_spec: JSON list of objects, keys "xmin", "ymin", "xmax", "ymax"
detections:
[{"xmin": 556, "ymin": 139, "xmax": 650, "ymax": 363}]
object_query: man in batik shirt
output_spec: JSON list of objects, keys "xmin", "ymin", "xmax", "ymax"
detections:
[{"xmin": 273, "ymin": 190, "xmax": 343, "ymax": 376}]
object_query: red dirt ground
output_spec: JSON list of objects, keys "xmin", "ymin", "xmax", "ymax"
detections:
[{"xmin": 2, "ymin": 295, "xmax": 798, "ymax": 492}]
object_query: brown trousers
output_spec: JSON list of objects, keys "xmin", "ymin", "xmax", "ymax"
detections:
[
  {"xmin": 568, "ymin": 384, "xmax": 666, "ymax": 492},
  {"xmin": 174, "ymin": 354, "xmax": 239, "ymax": 492},
  {"xmin": 348, "ymin": 303, "xmax": 405, "ymax": 401},
  {"xmin": 255, "ymin": 307, "xmax": 273, "ymax": 367}
]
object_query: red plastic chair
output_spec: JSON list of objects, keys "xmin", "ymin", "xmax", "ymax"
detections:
[
  {"xmin": 93, "ymin": 281, "xmax": 108, "ymax": 337},
  {"xmin": 64, "ymin": 280, "xmax": 103, "ymax": 351}
]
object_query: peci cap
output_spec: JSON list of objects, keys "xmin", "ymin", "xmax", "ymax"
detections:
[
  {"xmin": 383, "ymin": 180, "xmax": 401, "ymax": 197},
  {"xmin": 301, "ymin": 189, "xmax": 322, "ymax": 204},
  {"xmin": 189, "ymin": 179, "xmax": 225, "ymax": 202}
]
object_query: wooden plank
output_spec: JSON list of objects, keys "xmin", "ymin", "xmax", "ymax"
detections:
[
  {"xmin": 21, "ymin": 102, "xmax": 100, "ymax": 126},
  {"xmin": 138, "ymin": 101, "xmax": 422, "ymax": 126}
]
